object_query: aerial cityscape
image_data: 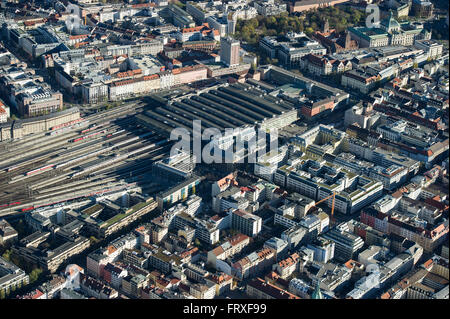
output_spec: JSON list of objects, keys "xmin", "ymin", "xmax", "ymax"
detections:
[{"xmin": 0, "ymin": 0, "xmax": 448, "ymax": 302}]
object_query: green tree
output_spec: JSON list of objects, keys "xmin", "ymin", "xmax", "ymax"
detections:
[
  {"xmin": 1, "ymin": 249, "xmax": 11, "ymax": 261},
  {"xmin": 29, "ymin": 268, "xmax": 43, "ymax": 284},
  {"xmin": 352, "ymin": 10, "xmax": 362, "ymax": 24},
  {"xmin": 268, "ymin": 16, "xmax": 276, "ymax": 25},
  {"xmin": 305, "ymin": 27, "xmax": 314, "ymax": 35},
  {"xmin": 248, "ymin": 18, "xmax": 259, "ymax": 30},
  {"xmin": 335, "ymin": 23, "xmax": 345, "ymax": 33}
]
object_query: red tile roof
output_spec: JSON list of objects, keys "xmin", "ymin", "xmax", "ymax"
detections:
[
  {"xmin": 211, "ymin": 246, "xmax": 224, "ymax": 257},
  {"xmin": 182, "ymin": 23, "xmax": 210, "ymax": 34},
  {"xmin": 423, "ymin": 259, "xmax": 433, "ymax": 270}
]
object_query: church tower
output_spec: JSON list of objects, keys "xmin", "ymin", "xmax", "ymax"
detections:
[
  {"xmin": 323, "ymin": 19, "xmax": 330, "ymax": 34},
  {"xmin": 345, "ymin": 31, "xmax": 351, "ymax": 49}
]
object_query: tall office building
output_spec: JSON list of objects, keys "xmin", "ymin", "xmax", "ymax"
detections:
[
  {"xmin": 322, "ymin": 228, "xmax": 364, "ymax": 262},
  {"xmin": 231, "ymin": 209, "xmax": 262, "ymax": 237},
  {"xmin": 220, "ymin": 37, "xmax": 240, "ymax": 67}
]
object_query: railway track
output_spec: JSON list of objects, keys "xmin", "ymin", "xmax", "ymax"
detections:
[{"xmin": 0, "ymin": 102, "xmax": 168, "ymax": 218}]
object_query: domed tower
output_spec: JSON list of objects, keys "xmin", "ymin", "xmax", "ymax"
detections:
[{"xmin": 380, "ymin": 10, "xmax": 401, "ymax": 33}]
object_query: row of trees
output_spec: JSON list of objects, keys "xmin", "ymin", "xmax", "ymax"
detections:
[
  {"xmin": 1, "ymin": 249, "xmax": 44, "ymax": 299},
  {"xmin": 2, "ymin": 249, "xmax": 43, "ymax": 282},
  {"xmin": 0, "ymin": 268, "xmax": 42, "ymax": 299},
  {"xmin": 234, "ymin": 7, "xmax": 366, "ymax": 45}
]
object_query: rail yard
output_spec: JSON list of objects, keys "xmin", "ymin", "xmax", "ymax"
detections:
[
  {"xmin": 0, "ymin": 82, "xmax": 303, "ymax": 217},
  {"xmin": 0, "ymin": 101, "xmax": 172, "ymax": 217}
]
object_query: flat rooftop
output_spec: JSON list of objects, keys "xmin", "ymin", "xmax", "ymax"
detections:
[{"xmin": 140, "ymin": 82, "xmax": 295, "ymax": 135}]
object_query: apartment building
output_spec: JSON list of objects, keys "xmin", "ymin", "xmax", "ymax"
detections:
[
  {"xmin": 174, "ymin": 23, "xmax": 219, "ymax": 43},
  {"xmin": 281, "ymin": 225, "xmax": 307, "ymax": 250},
  {"xmin": 264, "ymin": 237, "xmax": 289, "ymax": 261},
  {"xmin": 254, "ymin": 0, "xmax": 287, "ymax": 16},
  {"xmin": 204, "ymin": 273, "xmax": 233, "ymax": 296},
  {"xmin": 307, "ymin": 237, "xmax": 335, "ymax": 263},
  {"xmin": 411, "ymin": 0, "xmax": 434, "ymax": 18},
  {"xmin": 12, "ymin": 235, "xmax": 90, "ymax": 273},
  {"xmin": 306, "ymin": 261, "xmax": 352, "ymax": 293},
  {"xmin": 0, "ymin": 257, "xmax": 29, "ymax": 298},
  {"xmin": 80, "ymin": 274, "xmax": 118, "ymax": 299},
  {"xmin": 147, "ymin": 248, "xmax": 183, "ymax": 275},
  {"xmin": 260, "ymin": 32, "xmax": 326, "ymax": 68},
  {"xmin": 299, "ymin": 54, "xmax": 352, "ymax": 76},
  {"xmin": 0, "ymin": 65, "xmax": 63, "ymax": 116},
  {"xmin": 232, "ymin": 248, "xmax": 276, "ymax": 280},
  {"xmin": 109, "ymin": 74, "xmax": 160, "ymax": 101},
  {"xmin": 273, "ymin": 252, "xmax": 301, "ymax": 279},
  {"xmin": 289, "ymin": 0, "xmax": 348, "ymax": 13},
  {"xmin": 231, "ymin": 209, "xmax": 262, "ymax": 237},
  {"xmin": 414, "ymin": 40, "xmax": 443, "ymax": 59},
  {"xmin": 172, "ymin": 64, "xmax": 208, "ymax": 86},
  {"xmin": 172, "ymin": 211, "xmax": 220, "ymax": 245},
  {"xmin": 220, "ymin": 37, "xmax": 240, "ymax": 67},
  {"xmin": 189, "ymin": 283, "xmax": 216, "ymax": 299},
  {"xmin": 207, "ymin": 233, "xmax": 250, "ymax": 268},
  {"xmin": 344, "ymin": 101, "xmax": 380, "ymax": 129},
  {"xmin": 156, "ymin": 176, "xmax": 202, "ymax": 211},
  {"xmin": 0, "ymin": 219, "xmax": 18, "ymax": 245},
  {"xmin": 369, "ymin": 165, "xmax": 409, "ymax": 191},
  {"xmin": 212, "ymin": 186, "xmax": 249, "ymax": 213},
  {"xmin": 341, "ymin": 69, "xmax": 380, "ymax": 94},
  {"xmin": 86, "ymin": 234, "xmax": 138, "ymax": 278},
  {"xmin": 102, "ymin": 263, "xmax": 128, "ymax": 290},
  {"xmin": 322, "ymin": 227, "xmax": 364, "ymax": 262},
  {"xmin": 246, "ymin": 278, "xmax": 300, "ymax": 299},
  {"xmin": 0, "ymin": 107, "xmax": 6, "ymax": 124},
  {"xmin": 361, "ymin": 207, "xmax": 449, "ymax": 253},
  {"xmin": 122, "ymin": 274, "xmax": 148, "ymax": 298}
]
